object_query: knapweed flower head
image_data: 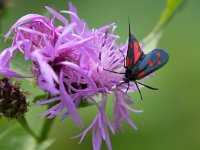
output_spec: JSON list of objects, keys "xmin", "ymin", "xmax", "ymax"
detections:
[
  {"xmin": 0, "ymin": 78, "xmax": 28, "ymax": 119},
  {"xmin": 0, "ymin": 2, "xmax": 144, "ymax": 150}
]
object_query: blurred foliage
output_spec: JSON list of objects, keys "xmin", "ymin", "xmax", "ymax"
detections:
[
  {"xmin": 0, "ymin": 0, "xmax": 6, "ymax": 16},
  {"xmin": 0, "ymin": 125, "xmax": 54, "ymax": 150},
  {"xmin": 0, "ymin": 0, "xmax": 200, "ymax": 150}
]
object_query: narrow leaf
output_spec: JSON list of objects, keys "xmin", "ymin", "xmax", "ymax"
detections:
[{"xmin": 142, "ymin": 0, "xmax": 185, "ymax": 52}]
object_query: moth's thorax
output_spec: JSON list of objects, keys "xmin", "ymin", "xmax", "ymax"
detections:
[{"xmin": 123, "ymin": 66, "xmax": 139, "ymax": 82}]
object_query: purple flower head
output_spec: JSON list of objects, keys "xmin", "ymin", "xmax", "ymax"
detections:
[
  {"xmin": 112, "ymin": 89, "xmax": 143, "ymax": 132},
  {"xmin": 73, "ymin": 95, "xmax": 114, "ymax": 150},
  {"xmin": 0, "ymin": 2, "xmax": 145, "ymax": 150}
]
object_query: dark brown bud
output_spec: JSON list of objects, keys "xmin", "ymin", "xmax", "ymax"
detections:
[{"xmin": 0, "ymin": 78, "xmax": 28, "ymax": 119}]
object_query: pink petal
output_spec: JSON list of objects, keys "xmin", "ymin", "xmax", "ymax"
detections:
[
  {"xmin": 92, "ymin": 126, "xmax": 103, "ymax": 150},
  {"xmin": 5, "ymin": 14, "xmax": 46, "ymax": 41},
  {"xmin": 60, "ymin": 71, "xmax": 83, "ymax": 129},
  {"xmin": 60, "ymin": 61, "xmax": 98, "ymax": 93},
  {"xmin": 35, "ymin": 96, "xmax": 60, "ymax": 105},
  {"xmin": 45, "ymin": 6, "xmax": 68, "ymax": 25},
  {"xmin": 0, "ymin": 68, "xmax": 32, "ymax": 78},
  {"xmin": 55, "ymin": 23, "xmax": 76, "ymax": 49},
  {"xmin": 18, "ymin": 26, "xmax": 47, "ymax": 37}
]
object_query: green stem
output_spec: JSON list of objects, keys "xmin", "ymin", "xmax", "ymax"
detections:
[
  {"xmin": 17, "ymin": 94, "xmax": 56, "ymax": 143},
  {"xmin": 39, "ymin": 115, "xmax": 55, "ymax": 142},
  {"xmin": 39, "ymin": 95, "xmax": 56, "ymax": 142},
  {"xmin": 17, "ymin": 116, "xmax": 40, "ymax": 142},
  {"xmin": 142, "ymin": 0, "xmax": 184, "ymax": 44},
  {"xmin": 153, "ymin": 0, "xmax": 184, "ymax": 33}
]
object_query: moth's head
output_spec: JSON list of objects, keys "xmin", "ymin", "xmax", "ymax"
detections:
[
  {"xmin": 124, "ymin": 66, "xmax": 139, "ymax": 82},
  {"xmin": 123, "ymin": 68, "xmax": 132, "ymax": 83},
  {"xmin": 125, "ymin": 67, "xmax": 132, "ymax": 74}
]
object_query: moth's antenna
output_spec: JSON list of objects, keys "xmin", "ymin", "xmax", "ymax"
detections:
[
  {"xmin": 119, "ymin": 49, "xmax": 125, "ymax": 60},
  {"xmin": 103, "ymin": 68, "xmax": 125, "ymax": 74},
  {"xmin": 134, "ymin": 81, "xmax": 143, "ymax": 100},
  {"xmin": 128, "ymin": 18, "xmax": 132, "ymax": 47},
  {"xmin": 119, "ymin": 81, "xmax": 125, "ymax": 86},
  {"xmin": 119, "ymin": 49, "xmax": 126, "ymax": 68},
  {"xmin": 128, "ymin": 17, "xmax": 131, "ymax": 34},
  {"xmin": 136, "ymin": 81, "xmax": 159, "ymax": 90}
]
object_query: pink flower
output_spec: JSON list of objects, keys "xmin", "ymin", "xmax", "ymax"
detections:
[
  {"xmin": 0, "ymin": 2, "xmax": 143, "ymax": 150},
  {"xmin": 73, "ymin": 94, "xmax": 114, "ymax": 150},
  {"xmin": 112, "ymin": 89, "xmax": 143, "ymax": 132}
]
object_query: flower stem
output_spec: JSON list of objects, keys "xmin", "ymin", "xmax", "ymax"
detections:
[
  {"xmin": 17, "ymin": 116, "xmax": 40, "ymax": 142},
  {"xmin": 39, "ymin": 95, "xmax": 56, "ymax": 142},
  {"xmin": 17, "ymin": 94, "xmax": 56, "ymax": 143},
  {"xmin": 142, "ymin": 0, "xmax": 184, "ymax": 44},
  {"xmin": 39, "ymin": 115, "xmax": 55, "ymax": 142}
]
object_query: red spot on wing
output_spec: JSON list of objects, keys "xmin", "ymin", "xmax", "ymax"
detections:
[
  {"xmin": 157, "ymin": 60, "xmax": 161, "ymax": 65},
  {"xmin": 134, "ymin": 42, "xmax": 140, "ymax": 63},
  {"xmin": 148, "ymin": 59, "xmax": 153, "ymax": 67},
  {"xmin": 134, "ymin": 42, "xmax": 138, "ymax": 51},
  {"xmin": 126, "ymin": 57, "xmax": 132, "ymax": 67},
  {"xmin": 138, "ymin": 71, "xmax": 145, "ymax": 77},
  {"xmin": 157, "ymin": 51, "xmax": 161, "ymax": 57}
]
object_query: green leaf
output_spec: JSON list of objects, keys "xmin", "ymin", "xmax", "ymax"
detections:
[
  {"xmin": 22, "ymin": 137, "xmax": 55, "ymax": 150},
  {"xmin": 142, "ymin": 31, "xmax": 162, "ymax": 53},
  {"xmin": 154, "ymin": 0, "xmax": 185, "ymax": 32},
  {"xmin": 142, "ymin": 0, "xmax": 185, "ymax": 52},
  {"xmin": 33, "ymin": 139, "xmax": 55, "ymax": 150},
  {"xmin": 79, "ymin": 99, "xmax": 93, "ymax": 108},
  {"xmin": 33, "ymin": 94, "xmax": 49, "ymax": 103},
  {"xmin": 0, "ymin": 126, "xmax": 18, "ymax": 141},
  {"xmin": 0, "ymin": 125, "xmax": 54, "ymax": 150}
]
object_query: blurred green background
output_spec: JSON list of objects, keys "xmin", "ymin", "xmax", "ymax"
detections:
[{"xmin": 0, "ymin": 0, "xmax": 200, "ymax": 150}]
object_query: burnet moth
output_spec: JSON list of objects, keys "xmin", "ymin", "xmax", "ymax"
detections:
[{"xmin": 104, "ymin": 22, "xmax": 169, "ymax": 99}]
